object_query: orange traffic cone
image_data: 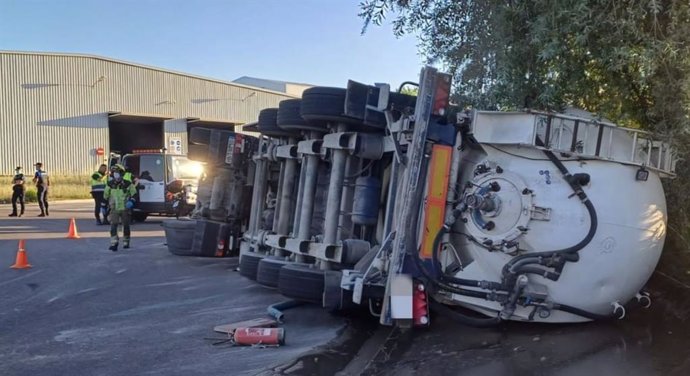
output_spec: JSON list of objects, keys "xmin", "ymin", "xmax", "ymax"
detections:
[
  {"xmin": 10, "ymin": 240, "xmax": 32, "ymax": 269},
  {"xmin": 67, "ymin": 218, "xmax": 81, "ymax": 239}
]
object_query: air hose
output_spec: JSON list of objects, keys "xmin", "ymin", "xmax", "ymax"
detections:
[
  {"xmin": 430, "ymin": 215, "xmax": 504, "ymax": 291},
  {"xmin": 429, "ymin": 299, "xmax": 502, "ymax": 327},
  {"xmin": 501, "ymin": 139, "xmax": 598, "ymax": 280},
  {"xmin": 552, "ymin": 303, "xmax": 621, "ymax": 320}
]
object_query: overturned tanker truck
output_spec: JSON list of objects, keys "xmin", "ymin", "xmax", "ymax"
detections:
[{"xmin": 239, "ymin": 66, "xmax": 676, "ymax": 326}]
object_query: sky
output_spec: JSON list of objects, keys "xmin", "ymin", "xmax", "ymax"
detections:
[{"xmin": 0, "ymin": 0, "xmax": 424, "ymax": 88}]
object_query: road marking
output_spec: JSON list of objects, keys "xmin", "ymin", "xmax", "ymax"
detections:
[
  {"xmin": 0, "ymin": 270, "xmax": 44, "ymax": 287},
  {"xmin": 145, "ymin": 280, "xmax": 193, "ymax": 287},
  {"xmin": 0, "ymin": 230, "xmax": 164, "ymax": 240}
]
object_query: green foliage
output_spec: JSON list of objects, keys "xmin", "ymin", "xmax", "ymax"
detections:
[
  {"xmin": 400, "ymin": 85, "xmax": 419, "ymax": 96},
  {"xmin": 360, "ymin": 0, "xmax": 690, "ymax": 135},
  {"xmin": 360, "ymin": 1, "xmax": 690, "ymax": 262},
  {"xmin": 24, "ymin": 189, "xmax": 37, "ymax": 203}
]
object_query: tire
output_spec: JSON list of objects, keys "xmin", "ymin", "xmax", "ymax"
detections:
[
  {"xmin": 239, "ymin": 252, "xmax": 264, "ymax": 280},
  {"xmin": 258, "ymin": 108, "xmax": 298, "ymax": 138},
  {"xmin": 278, "ymin": 263, "xmax": 325, "ymax": 304},
  {"xmin": 189, "ymin": 127, "xmax": 212, "ymax": 145},
  {"xmin": 300, "ymin": 87, "xmax": 354, "ymax": 126},
  {"xmin": 277, "ymin": 99, "xmax": 324, "ymax": 133},
  {"xmin": 132, "ymin": 212, "xmax": 148, "ymax": 222},
  {"xmin": 187, "ymin": 144, "xmax": 209, "ymax": 162},
  {"xmin": 163, "ymin": 219, "xmax": 199, "ymax": 256},
  {"xmin": 256, "ymin": 257, "xmax": 291, "ymax": 288},
  {"xmin": 301, "ymin": 87, "xmax": 386, "ymax": 132}
]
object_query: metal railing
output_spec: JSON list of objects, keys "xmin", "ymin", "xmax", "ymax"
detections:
[{"xmin": 528, "ymin": 111, "xmax": 677, "ymax": 177}]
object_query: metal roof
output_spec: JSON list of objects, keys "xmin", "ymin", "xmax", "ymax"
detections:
[{"xmin": 0, "ymin": 50, "xmax": 300, "ymax": 99}]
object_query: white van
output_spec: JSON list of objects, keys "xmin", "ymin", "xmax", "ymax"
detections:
[{"xmin": 120, "ymin": 151, "xmax": 203, "ymax": 221}]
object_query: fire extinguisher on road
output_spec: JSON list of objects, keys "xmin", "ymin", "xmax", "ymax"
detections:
[{"xmin": 233, "ymin": 327, "xmax": 285, "ymax": 346}]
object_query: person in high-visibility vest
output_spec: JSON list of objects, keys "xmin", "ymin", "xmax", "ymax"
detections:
[
  {"xmin": 124, "ymin": 166, "xmax": 134, "ymax": 184},
  {"xmin": 90, "ymin": 164, "xmax": 108, "ymax": 225},
  {"xmin": 103, "ymin": 165, "xmax": 137, "ymax": 252}
]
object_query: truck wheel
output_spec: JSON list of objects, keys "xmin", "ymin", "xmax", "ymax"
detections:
[
  {"xmin": 132, "ymin": 212, "xmax": 148, "ymax": 222},
  {"xmin": 256, "ymin": 257, "xmax": 291, "ymax": 288},
  {"xmin": 301, "ymin": 86, "xmax": 410, "ymax": 132},
  {"xmin": 277, "ymin": 99, "xmax": 325, "ymax": 133},
  {"xmin": 239, "ymin": 252, "xmax": 264, "ymax": 280},
  {"xmin": 258, "ymin": 108, "xmax": 300, "ymax": 138},
  {"xmin": 163, "ymin": 219, "xmax": 199, "ymax": 256},
  {"xmin": 189, "ymin": 127, "xmax": 212, "ymax": 145},
  {"xmin": 278, "ymin": 263, "xmax": 325, "ymax": 304},
  {"xmin": 300, "ymin": 87, "xmax": 354, "ymax": 126}
]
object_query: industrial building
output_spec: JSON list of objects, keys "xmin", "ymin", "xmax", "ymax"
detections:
[
  {"xmin": 0, "ymin": 51, "xmax": 296, "ymax": 175},
  {"xmin": 233, "ymin": 76, "xmax": 312, "ymax": 97}
]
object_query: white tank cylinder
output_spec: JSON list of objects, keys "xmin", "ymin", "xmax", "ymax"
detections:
[{"xmin": 449, "ymin": 142, "xmax": 667, "ymax": 322}]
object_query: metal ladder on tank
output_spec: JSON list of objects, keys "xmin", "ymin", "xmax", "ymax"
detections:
[{"xmin": 529, "ymin": 111, "xmax": 676, "ymax": 177}]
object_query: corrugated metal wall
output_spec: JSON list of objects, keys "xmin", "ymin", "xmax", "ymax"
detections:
[{"xmin": 0, "ymin": 52, "xmax": 294, "ymax": 175}]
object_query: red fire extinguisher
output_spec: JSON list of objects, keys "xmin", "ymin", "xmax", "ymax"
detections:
[{"xmin": 233, "ymin": 327, "xmax": 285, "ymax": 346}]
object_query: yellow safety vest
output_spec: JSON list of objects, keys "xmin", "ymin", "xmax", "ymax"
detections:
[{"xmin": 90, "ymin": 171, "xmax": 107, "ymax": 192}]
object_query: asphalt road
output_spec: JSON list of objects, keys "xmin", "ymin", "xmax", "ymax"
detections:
[
  {"xmin": 4, "ymin": 200, "xmax": 690, "ymax": 376},
  {"xmin": 0, "ymin": 201, "xmax": 345, "ymax": 376},
  {"xmin": 340, "ymin": 269, "xmax": 690, "ymax": 376}
]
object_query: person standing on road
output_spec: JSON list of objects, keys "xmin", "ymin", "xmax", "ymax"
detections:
[
  {"xmin": 32, "ymin": 162, "xmax": 50, "ymax": 217},
  {"xmin": 103, "ymin": 165, "xmax": 137, "ymax": 251},
  {"xmin": 8, "ymin": 166, "xmax": 25, "ymax": 217},
  {"xmin": 90, "ymin": 164, "xmax": 109, "ymax": 225}
]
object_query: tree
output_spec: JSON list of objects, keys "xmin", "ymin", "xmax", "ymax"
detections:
[
  {"xmin": 360, "ymin": 0, "xmax": 690, "ymax": 133},
  {"xmin": 360, "ymin": 0, "xmax": 690, "ymax": 266}
]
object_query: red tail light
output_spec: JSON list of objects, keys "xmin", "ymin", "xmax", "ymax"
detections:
[
  {"xmin": 432, "ymin": 73, "xmax": 452, "ymax": 116},
  {"xmin": 413, "ymin": 281, "xmax": 430, "ymax": 326}
]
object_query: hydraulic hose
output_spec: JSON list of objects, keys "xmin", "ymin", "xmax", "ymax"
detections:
[
  {"xmin": 429, "ymin": 299, "xmax": 502, "ymax": 327},
  {"xmin": 552, "ymin": 303, "xmax": 617, "ymax": 321},
  {"xmin": 430, "ymin": 219, "xmax": 504, "ymax": 291},
  {"xmin": 412, "ymin": 248, "xmax": 496, "ymax": 300},
  {"xmin": 512, "ymin": 266, "xmax": 559, "ymax": 281},
  {"xmin": 502, "ymin": 140, "xmax": 598, "ymax": 278}
]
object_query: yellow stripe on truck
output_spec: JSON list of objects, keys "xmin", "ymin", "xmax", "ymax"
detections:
[{"xmin": 419, "ymin": 144, "xmax": 452, "ymax": 259}]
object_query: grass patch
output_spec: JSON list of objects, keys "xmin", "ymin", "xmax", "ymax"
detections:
[{"xmin": 0, "ymin": 175, "xmax": 92, "ymax": 203}]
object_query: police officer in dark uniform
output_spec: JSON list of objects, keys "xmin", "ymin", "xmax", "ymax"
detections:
[
  {"xmin": 33, "ymin": 162, "xmax": 50, "ymax": 217},
  {"xmin": 8, "ymin": 166, "xmax": 25, "ymax": 217}
]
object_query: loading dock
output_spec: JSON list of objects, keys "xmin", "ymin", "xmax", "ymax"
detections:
[{"xmin": 108, "ymin": 112, "xmax": 173, "ymax": 156}]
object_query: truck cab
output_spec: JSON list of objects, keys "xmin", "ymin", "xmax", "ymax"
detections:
[{"xmin": 120, "ymin": 150, "xmax": 203, "ymax": 221}]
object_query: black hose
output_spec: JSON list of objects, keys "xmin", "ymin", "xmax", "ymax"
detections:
[
  {"xmin": 397, "ymin": 81, "xmax": 419, "ymax": 93},
  {"xmin": 512, "ymin": 266, "xmax": 559, "ymax": 281},
  {"xmin": 502, "ymin": 141, "xmax": 598, "ymax": 278},
  {"xmin": 430, "ymin": 221, "xmax": 505, "ymax": 290},
  {"xmin": 429, "ymin": 299, "xmax": 502, "ymax": 327},
  {"xmin": 412, "ymin": 253, "xmax": 495, "ymax": 299},
  {"xmin": 553, "ymin": 303, "xmax": 616, "ymax": 321}
]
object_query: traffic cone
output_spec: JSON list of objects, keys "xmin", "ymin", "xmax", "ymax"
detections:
[
  {"xmin": 10, "ymin": 240, "xmax": 32, "ymax": 269},
  {"xmin": 67, "ymin": 218, "xmax": 81, "ymax": 239}
]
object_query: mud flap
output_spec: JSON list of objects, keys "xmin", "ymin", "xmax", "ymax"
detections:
[{"xmin": 323, "ymin": 270, "xmax": 355, "ymax": 312}]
